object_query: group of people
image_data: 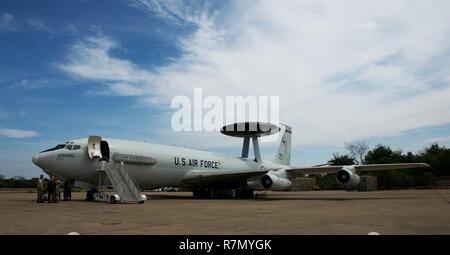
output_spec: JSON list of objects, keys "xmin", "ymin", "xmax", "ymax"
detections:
[{"xmin": 36, "ymin": 175, "xmax": 72, "ymax": 203}]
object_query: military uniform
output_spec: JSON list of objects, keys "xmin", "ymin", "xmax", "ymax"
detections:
[
  {"xmin": 55, "ymin": 179, "xmax": 62, "ymax": 203},
  {"xmin": 63, "ymin": 181, "xmax": 72, "ymax": 201},
  {"xmin": 47, "ymin": 178, "xmax": 55, "ymax": 203},
  {"xmin": 36, "ymin": 177, "xmax": 44, "ymax": 203}
]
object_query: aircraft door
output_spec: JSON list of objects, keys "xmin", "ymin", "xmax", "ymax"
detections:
[
  {"xmin": 100, "ymin": 140, "xmax": 110, "ymax": 162},
  {"xmin": 88, "ymin": 136, "xmax": 102, "ymax": 159}
]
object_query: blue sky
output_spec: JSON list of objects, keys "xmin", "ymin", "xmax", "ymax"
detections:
[{"xmin": 1, "ymin": 0, "xmax": 450, "ymax": 178}]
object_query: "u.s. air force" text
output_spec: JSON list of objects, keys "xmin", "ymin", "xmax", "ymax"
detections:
[{"xmin": 174, "ymin": 156, "xmax": 219, "ymax": 169}]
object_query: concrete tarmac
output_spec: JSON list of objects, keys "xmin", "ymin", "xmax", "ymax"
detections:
[{"xmin": 0, "ymin": 189, "xmax": 449, "ymax": 235}]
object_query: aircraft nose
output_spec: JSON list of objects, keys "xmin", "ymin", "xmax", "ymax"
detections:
[{"xmin": 32, "ymin": 154, "xmax": 40, "ymax": 166}]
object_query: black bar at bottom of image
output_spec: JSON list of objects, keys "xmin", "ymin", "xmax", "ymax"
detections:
[{"xmin": 0, "ymin": 235, "xmax": 449, "ymax": 254}]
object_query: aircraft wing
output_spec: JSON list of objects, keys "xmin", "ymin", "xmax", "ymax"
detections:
[
  {"xmin": 181, "ymin": 163, "xmax": 430, "ymax": 186},
  {"xmin": 182, "ymin": 169, "xmax": 274, "ymax": 186},
  {"xmin": 287, "ymin": 163, "xmax": 431, "ymax": 175}
]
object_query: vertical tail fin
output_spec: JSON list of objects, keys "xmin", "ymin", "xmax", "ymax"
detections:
[{"xmin": 273, "ymin": 124, "xmax": 291, "ymax": 166}]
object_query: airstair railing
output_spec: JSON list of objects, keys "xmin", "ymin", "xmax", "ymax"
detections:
[
  {"xmin": 117, "ymin": 161, "xmax": 142, "ymax": 201},
  {"xmin": 101, "ymin": 160, "xmax": 125, "ymax": 200}
]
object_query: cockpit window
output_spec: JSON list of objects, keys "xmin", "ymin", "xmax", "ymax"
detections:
[
  {"xmin": 40, "ymin": 144, "xmax": 65, "ymax": 153},
  {"xmin": 65, "ymin": 144, "xmax": 73, "ymax": 150},
  {"xmin": 73, "ymin": 145, "xmax": 81, "ymax": 150}
]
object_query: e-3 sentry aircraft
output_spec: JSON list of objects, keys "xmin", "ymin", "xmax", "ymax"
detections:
[{"xmin": 32, "ymin": 122, "xmax": 429, "ymax": 203}]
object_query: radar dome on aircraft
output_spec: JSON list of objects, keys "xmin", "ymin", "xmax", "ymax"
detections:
[{"xmin": 220, "ymin": 122, "xmax": 280, "ymax": 138}]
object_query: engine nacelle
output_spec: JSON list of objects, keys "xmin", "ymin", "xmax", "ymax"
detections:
[
  {"xmin": 260, "ymin": 173, "xmax": 292, "ymax": 191},
  {"xmin": 335, "ymin": 166, "xmax": 361, "ymax": 186}
]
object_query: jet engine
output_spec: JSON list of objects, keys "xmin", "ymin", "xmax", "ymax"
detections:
[
  {"xmin": 335, "ymin": 166, "xmax": 361, "ymax": 186},
  {"xmin": 260, "ymin": 173, "xmax": 292, "ymax": 191}
]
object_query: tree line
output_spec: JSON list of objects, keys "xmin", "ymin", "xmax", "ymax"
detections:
[
  {"xmin": 0, "ymin": 175, "xmax": 38, "ymax": 189},
  {"xmin": 317, "ymin": 142, "xmax": 450, "ymax": 190}
]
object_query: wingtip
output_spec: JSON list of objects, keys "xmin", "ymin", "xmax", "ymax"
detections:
[{"xmin": 417, "ymin": 163, "xmax": 431, "ymax": 168}]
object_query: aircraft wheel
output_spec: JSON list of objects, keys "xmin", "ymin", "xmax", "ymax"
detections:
[
  {"xmin": 110, "ymin": 196, "xmax": 116, "ymax": 204},
  {"xmin": 85, "ymin": 190, "xmax": 96, "ymax": 201},
  {"xmin": 244, "ymin": 190, "xmax": 255, "ymax": 199},
  {"xmin": 193, "ymin": 190, "xmax": 211, "ymax": 198},
  {"xmin": 235, "ymin": 189, "xmax": 254, "ymax": 199}
]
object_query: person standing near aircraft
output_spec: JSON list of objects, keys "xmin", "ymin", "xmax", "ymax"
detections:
[
  {"xmin": 36, "ymin": 175, "xmax": 44, "ymax": 203},
  {"xmin": 42, "ymin": 178, "xmax": 48, "ymax": 201},
  {"xmin": 46, "ymin": 176, "xmax": 55, "ymax": 203},
  {"xmin": 63, "ymin": 181, "xmax": 72, "ymax": 201},
  {"xmin": 54, "ymin": 177, "xmax": 61, "ymax": 203}
]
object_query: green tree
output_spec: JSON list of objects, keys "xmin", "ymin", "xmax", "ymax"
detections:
[
  {"xmin": 415, "ymin": 143, "xmax": 450, "ymax": 176},
  {"xmin": 364, "ymin": 144, "xmax": 404, "ymax": 164},
  {"xmin": 363, "ymin": 144, "xmax": 441, "ymax": 189},
  {"xmin": 364, "ymin": 145, "xmax": 410, "ymax": 189},
  {"xmin": 375, "ymin": 170, "xmax": 414, "ymax": 189},
  {"xmin": 0, "ymin": 177, "xmax": 36, "ymax": 188},
  {"xmin": 328, "ymin": 153, "xmax": 356, "ymax": 166},
  {"xmin": 315, "ymin": 174, "xmax": 342, "ymax": 190}
]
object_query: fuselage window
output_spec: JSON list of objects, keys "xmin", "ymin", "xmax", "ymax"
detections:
[
  {"xmin": 73, "ymin": 145, "xmax": 81, "ymax": 150},
  {"xmin": 65, "ymin": 144, "xmax": 73, "ymax": 150}
]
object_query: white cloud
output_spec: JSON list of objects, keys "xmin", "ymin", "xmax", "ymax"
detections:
[
  {"xmin": 65, "ymin": 24, "xmax": 80, "ymax": 36},
  {"xmin": 1, "ymin": 13, "xmax": 55, "ymax": 33},
  {"xmin": 57, "ymin": 34, "xmax": 153, "ymax": 96},
  {"xmin": 10, "ymin": 78, "xmax": 71, "ymax": 90},
  {"xmin": 59, "ymin": 0, "xmax": 450, "ymax": 147},
  {"xmin": 425, "ymin": 136, "xmax": 450, "ymax": 144},
  {"xmin": 24, "ymin": 17, "xmax": 55, "ymax": 33},
  {"xmin": 129, "ymin": 0, "xmax": 213, "ymax": 26},
  {"xmin": 0, "ymin": 128, "xmax": 39, "ymax": 138},
  {"xmin": 0, "ymin": 12, "xmax": 20, "ymax": 32}
]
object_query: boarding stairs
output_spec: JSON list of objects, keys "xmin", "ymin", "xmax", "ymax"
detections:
[{"xmin": 98, "ymin": 160, "xmax": 146, "ymax": 203}]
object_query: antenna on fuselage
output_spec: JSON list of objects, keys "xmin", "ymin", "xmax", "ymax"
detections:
[{"xmin": 220, "ymin": 122, "xmax": 280, "ymax": 164}]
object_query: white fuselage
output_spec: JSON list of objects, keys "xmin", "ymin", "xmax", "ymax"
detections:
[{"xmin": 32, "ymin": 137, "xmax": 283, "ymax": 190}]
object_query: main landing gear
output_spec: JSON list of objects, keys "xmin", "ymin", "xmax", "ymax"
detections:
[
  {"xmin": 85, "ymin": 189, "xmax": 97, "ymax": 201},
  {"xmin": 192, "ymin": 188, "xmax": 255, "ymax": 199}
]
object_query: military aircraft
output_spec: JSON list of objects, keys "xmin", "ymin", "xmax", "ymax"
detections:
[{"xmin": 32, "ymin": 122, "xmax": 430, "ymax": 203}]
